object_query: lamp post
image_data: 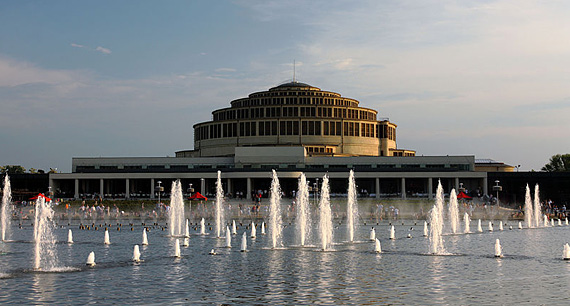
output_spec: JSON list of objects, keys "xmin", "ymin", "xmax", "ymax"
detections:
[
  {"xmin": 314, "ymin": 177, "xmax": 319, "ymax": 204},
  {"xmin": 48, "ymin": 186, "xmax": 53, "ymax": 203},
  {"xmin": 459, "ymin": 183, "xmax": 466, "ymax": 193},
  {"xmin": 156, "ymin": 181, "xmax": 164, "ymax": 205},
  {"xmin": 188, "ymin": 183, "xmax": 194, "ymax": 196},
  {"xmin": 492, "ymin": 180, "xmax": 502, "ymax": 208},
  {"xmin": 515, "ymin": 165, "xmax": 521, "ymax": 172}
]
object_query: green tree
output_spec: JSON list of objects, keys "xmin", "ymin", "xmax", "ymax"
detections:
[
  {"xmin": 542, "ymin": 154, "xmax": 570, "ymax": 172},
  {"xmin": 0, "ymin": 165, "xmax": 26, "ymax": 174}
]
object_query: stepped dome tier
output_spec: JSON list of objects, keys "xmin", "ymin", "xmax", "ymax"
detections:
[{"xmin": 177, "ymin": 81, "xmax": 414, "ymax": 158}]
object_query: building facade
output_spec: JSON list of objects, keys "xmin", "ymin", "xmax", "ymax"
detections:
[{"xmin": 50, "ymin": 81, "xmax": 492, "ymax": 201}]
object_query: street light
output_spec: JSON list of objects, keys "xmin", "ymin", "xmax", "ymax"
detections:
[
  {"xmin": 156, "ymin": 181, "xmax": 164, "ymax": 205},
  {"xmin": 188, "ymin": 183, "xmax": 194, "ymax": 196},
  {"xmin": 314, "ymin": 177, "xmax": 319, "ymax": 204},
  {"xmin": 459, "ymin": 183, "xmax": 466, "ymax": 193},
  {"xmin": 48, "ymin": 186, "xmax": 53, "ymax": 203},
  {"xmin": 492, "ymin": 180, "xmax": 502, "ymax": 208},
  {"xmin": 515, "ymin": 165, "xmax": 521, "ymax": 172}
]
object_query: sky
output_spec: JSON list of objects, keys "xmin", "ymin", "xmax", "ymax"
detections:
[{"xmin": 1, "ymin": 0, "xmax": 569, "ymax": 172}]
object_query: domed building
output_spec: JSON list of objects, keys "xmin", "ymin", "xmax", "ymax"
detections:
[
  {"xmin": 50, "ymin": 81, "xmax": 490, "ymax": 201},
  {"xmin": 176, "ymin": 81, "xmax": 415, "ymax": 158}
]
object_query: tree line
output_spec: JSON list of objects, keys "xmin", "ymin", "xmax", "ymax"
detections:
[{"xmin": 0, "ymin": 165, "xmax": 58, "ymax": 174}]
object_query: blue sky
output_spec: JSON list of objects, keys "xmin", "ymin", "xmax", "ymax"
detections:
[{"xmin": 1, "ymin": 0, "xmax": 569, "ymax": 172}]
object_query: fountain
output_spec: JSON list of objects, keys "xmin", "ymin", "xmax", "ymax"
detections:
[
  {"xmin": 318, "ymin": 175, "xmax": 333, "ymax": 251},
  {"xmin": 494, "ymin": 239, "xmax": 503, "ymax": 258},
  {"xmin": 104, "ymin": 229, "xmax": 111, "ymax": 244},
  {"xmin": 67, "ymin": 229, "xmax": 73, "ymax": 244},
  {"xmin": 563, "ymin": 243, "xmax": 570, "ymax": 260},
  {"xmin": 86, "ymin": 252, "xmax": 96, "ymax": 266},
  {"xmin": 215, "ymin": 171, "xmax": 225, "ymax": 238},
  {"xmin": 241, "ymin": 232, "xmax": 247, "ymax": 252},
  {"xmin": 544, "ymin": 215, "xmax": 549, "ymax": 227},
  {"xmin": 226, "ymin": 226, "xmax": 231, "ymax": 248},
  {"xmin": 533, "ymin": 184, "xmax": 541, "ymax": 228},
  {"xmin": 347, "ymin": 170, "xmax": 359, "ymax": 242},
  {"xmin": 558, "ymin": 219, "xmax": 562, "ymax": 226},
  {"xmin": 449, "ymin": 189, "xmax": 459, "ymax": 234},
  {"xmin": 269, "ymin": 170, "xmax": 283, "ymax": 248},
  {"xmin": 251, "ymin": 221, "xmax": 256, "ymax": 238},
  {"xmin": 296, "ymin": 173, "xmax": 311, "ymax": 246},
  {"xmin": 551, "ymin": 219, "xmax": 555, "ymax": 227},
  {"xmin": 133, "ymin": 245, "xmax": 141, "ymax": 262},
  {"xmin": 200, "ymin": 218, "xmax": 206, "ymax": 235},
  {"xmin": 374, "ymin": 238, "xmax": 382, "ymax": 253},
  {"xmin": 173, "ymin": 239, "xmax": 181, "ymax": 257},
  {"xmin": 566, "ymin": 218, "xmax": 569, "ymax": 226},
  {"xmin": 477, "ymin": 219, "xmax": 483, "ymax": 232},
  {"xmin": 182, "ymin": 237, "xmax": 189, "ymax": 247},
  {"xmin": 518, "ymin": 222, "xmax": 523, "ymax": 229},
  {"xmin": 423, "ymin": 221, "xmax": 428, "ymax": 237},
  {"xmin": 33, "ymin": 195, "xmax": 58, "ymax": 270},
  {"xmin": 1, "ymin": 174, "xmax": 12, "ymax": 241},
  {"xmin": 370, "ymin": 228, "xmax": 376, "ymax": 241},
  {"xmin": 261, "ymin": 222, "xmax": 266, "ymax": 235},
  {"xmin": 488, "ymin": 221, "xmax": 493, "ymax": 232},
  {"xmin": 232, "ymin": 220, "xmax": 237, "ymax": 235},
  {"xmin": 524, "ymin": 184, "xmax": 534, "ymax": 228},
  {"xmin": 428, "ymin": 181, "xmax": 445, "ymax": 254},
  {"xmin": 499, "ymin": 221, "xmax": 504, "ymax": 231},
  {"xmin": 169, "ymin": 180, "xmax": 185, "ymax": 237},
  {"xmin": 142, "ymin": 229, "xmax": 148, "ymax": 245},
  {"xmin": 464, "ymin": 213, "xmax": 471, "ymax": 234},
  {"xmin": 390, "ymin": 225, "xmax": 396, "ymax": 240},
  {"xmin": 185, "ymin": 219, "xmax": 190, "ymax": 237}
]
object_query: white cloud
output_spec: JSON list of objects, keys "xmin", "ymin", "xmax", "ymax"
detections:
[
  {"xmin": 95, "ymin": 46, "xmax": 112, "ymax": 54},
  {"xmin": 70, "ymin": 43, "xmax": 111, "ymax": 55},
  {"xmin": 215, "ymin": 68, "xmax": 237, "ymax": 72}
]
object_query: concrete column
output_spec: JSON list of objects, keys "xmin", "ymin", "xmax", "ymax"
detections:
[
  {"xmin": 483, "ymin": 177, "xmax": 488, "ymax": 196},
  {"xmin": 125, "ymin": 179, "xmax": 130, "ymax": 199},
  {"xmin": 74, "ymin": 179, "xmax": 79, "ymax": 199},
  {"xmin": 246, "ymin": 177, "xmax": 252, "ymax": 200},
  {"xmin": 375, "ymin": 177, "xmax": 380, "ymax": 199},
  {"xmin": 401, "ymin": 177, "xmax": 406, "ymax": 199},
  {"xmin": 455, "ymin": 177, "xmax": 460, "ymax": 191},
  {"xmin": 150, "ymin": 178, "xmax": 155, "ymax": 199},
  {"xmin": 200, "ymin": 178, "xmax": 205, "ymax": 196},
  {"xmin": 227, "ymin": 178, "xmax": 232, "ymax": 197},
  {"xmin": 99, "ymin": 179, "xmax": 104, "ymax": 199},
  {"xmin": 428, "ymin": 178, "xmax": 433, "ymax": 199}
]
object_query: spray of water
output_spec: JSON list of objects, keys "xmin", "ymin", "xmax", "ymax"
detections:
[
  {"xmin": 464, "ymin": 212, "xmax": 471, "ymax": 234},
  {"xmin": 1, "ymin": 174, "xmax": 12, "ymax": 241},
  {"xmin": 347, "ymin": 170, "xmax": 358, "ymax": 242},
  {"xmin": 533, "ymin": 184, "xmax": 542, "ymax": 227},
  {"xmin": 34, "ymin": 196, "xmax": 58, "ymax": 270},
  {"xmin": 428, "ymin": 180, "xmax": 445, "ymax": 254},
  {"xmin": 215, "ymin": 171, "xmax": 225, "ymax": 238},
  {"xmin": 449, "ymin": 189, "xmax": 459, "ymax": 234},
  {"xmin": 533, "ymin": 184, "xmax": 541, "ymax": 228},
  {"xmin": 524, "ymin": 184, "xmax": 534, "ymax": 228},
  {"xmin": 296, "ymin": 173, "xmax": 311, "ymax": 246},
  {"xmin": 318, "ymin": 175, "xmax": 333, "ymax": 251},
  {"xmin": 169, "ymin": 180, "xmax": 185, "ymax": 237},
  {"xmin": 269, "ymin": 170, "xmax": 283, "ymax": 248}
]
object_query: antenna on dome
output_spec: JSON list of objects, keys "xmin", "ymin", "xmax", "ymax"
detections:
[{"xmin": 293, "ymin": 60, "xmax": 296, "ymax": 83}]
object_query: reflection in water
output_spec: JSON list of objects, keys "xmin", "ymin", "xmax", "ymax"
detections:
[
  {"xmin": 430, "ymin": 255, "xmax": 446, "ymax": 304},
  {"xmin": 31, "ymin": 272, "xmax": 56, "ymax": 304}
]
